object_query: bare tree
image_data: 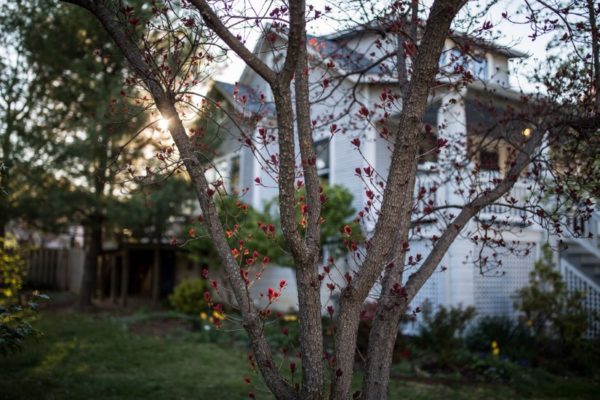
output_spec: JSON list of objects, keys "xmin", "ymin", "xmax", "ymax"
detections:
[{"xmin": 59, "ymin": 1, "xmax": 599, "ymax": 399}]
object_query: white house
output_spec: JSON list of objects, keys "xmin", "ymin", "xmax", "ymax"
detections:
[{"xmin": 206, "ymin": 24, "xmax": 600, "ymax": 334}]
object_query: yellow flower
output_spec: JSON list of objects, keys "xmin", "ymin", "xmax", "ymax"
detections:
[
  {"xmin": 492, "ymin": 347, "xmax": 500, "ymax": 357},
  {"xmin": 283, "ymin": 314, "xmax": 298, "ymax": 322},
  {"xmin": 491, "ymin": 340, "xmax": 498, "ymax": 349},
  {"xmin": 199, "ymin": 312, "xmax": 208, "ymax": 321},
  {"xmin": 212, "ymin": 310, "xmax": 226, "ymax": 320}
]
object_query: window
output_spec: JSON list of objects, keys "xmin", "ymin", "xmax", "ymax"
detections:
[
  {"xmin": 229, "ymin": 155, "xmax": 240, "ymax": 194},
  {"xmin": 480, "ymin": 149, "xmax": 500, "ymax": 171},
  {"xmin": 470, "ymin": 56, "xmax": 488, "ymax": 81},
  {"xmin": 442, "ymin": 49, "xmax": 488, "ymax": 81},
  {"xmin": 418, "ymin": 127, "xmax": 438, "ymax": 165},
  {"xmin": 314, "ymin": 138, "xmax": 330, "ymax": 182}
]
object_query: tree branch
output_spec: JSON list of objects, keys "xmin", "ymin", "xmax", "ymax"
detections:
[{"xmin": 189, "ymin": 0, "xmax": 277, "ymax": 85}]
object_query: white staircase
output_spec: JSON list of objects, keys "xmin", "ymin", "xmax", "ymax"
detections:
[{"xmin": 560, "ymin": 211, "xmax": 600, "ymax": 337}]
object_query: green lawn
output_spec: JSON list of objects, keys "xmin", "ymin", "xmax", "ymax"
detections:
[{"xmin": 1, "ymin": 311, "xmax": 598, "ymax": 399}]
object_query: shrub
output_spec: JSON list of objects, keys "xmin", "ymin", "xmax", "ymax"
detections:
[
  {"xmin": 169, "ymin": 279, "xmax": 207, "ymax": 316},
  {"xmin": 515, "ymin": 245, "xmax": 590, "ymax": 352},
  {"xmin": 1, "ymin": 236, "xmax": 47, "ymax": 356},
  {"xmin": 465, "ymin": 316, "xmax": 535, "ymax": 362},
  {"xmin": 413, "ymin": 300, "xmax": 477, "ymax": 369},
  {"xmin": 0, "ymin": 236, "xmax": 25, "ymax": 300}
]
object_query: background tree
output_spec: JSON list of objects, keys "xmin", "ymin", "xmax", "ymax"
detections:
[
  {"xmin": 0, "ymin": 3, "xmax": 51, "ymax": 240},
  {"xmin": 5, "ymin": 1, "xmax": 154, "ymax": 309}
]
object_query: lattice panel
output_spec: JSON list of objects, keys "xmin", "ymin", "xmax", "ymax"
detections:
[
  {"xmin": 562, "ymin": 266, "xmax": 600, "ymax": 338},
  {"xmin": 405, "ymin": 240, "xmax": 443, "ymax": 311},
  {"xmin": 474, "ymin": 242, "xmax": 537, "ymax": 318}
]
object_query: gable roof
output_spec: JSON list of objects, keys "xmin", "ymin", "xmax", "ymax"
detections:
[
  {"xmin": 306, "ymin": 34, "xmax": 379, "ymax": 74},
  {"xmin": 212, "ymin": 80, "xmax": 276, "ymax": 117},
  {"xmin": 320, "ymin": 19, "xmax": 528, "ymax": 59}
]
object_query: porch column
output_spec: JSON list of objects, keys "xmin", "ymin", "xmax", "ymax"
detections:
[
  {"xmin": 109, "ymin": 255, "xmax": 117, "ymax": 304},
  {"xmin": 98, "ymin": 254, "xmax": 105, "ymax": 301},
  {"xmin": 437, "ymin": 88, "xmax": 468, "ymax": 206},
  {"xmin": 152, "ymin": 247, "xmax": 160, "ymax": 304},
  {"xmin": 120, "ymin": 247, "xmax": 129, "ymax": 307}
]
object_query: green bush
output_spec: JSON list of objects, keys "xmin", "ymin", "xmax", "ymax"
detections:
[
  {"xmin": 465, "ymin": 316, "xmax": 535, "ymax": 362},
  {"xmin": 1, "ymin": 236, "xmax": 47, "ymax": 356},
  {"xmin": 413, "ymin": 300, "xmax": 477, "ymax": 369},
  {"xmin": 515, "ymin": 245, "xmax": 590, "ymax": 352},
  {"xmin": 169, "ymin": 279, "xmax": 207, "ymax": 316}
]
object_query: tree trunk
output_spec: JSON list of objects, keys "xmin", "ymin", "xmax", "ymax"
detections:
[
  {"xmin": 152, "ymin": 245, "xmax": 160, "ymax": 305},
  {"xmin": 0, "ymin": 215, "xmax": 6, "ymax": 240},
  {"xmin": 78, "ymin": 215, "xmax": 102, "ymax": 310}
]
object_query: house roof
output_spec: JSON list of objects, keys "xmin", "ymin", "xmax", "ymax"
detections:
[
  {"xmin": 306, "ymin": 34, "xmax": 380, "ymax": 75},
  {"xmin": 320, "ymin": 19, "xmax": 528, "ymax": 59},
  {"xmin": 212, "ymin": 80, "xmax": 276, "ymax": 117},
  {"xmin": 449, "ymin": 34, "xmax": 528, "ymax": 59}
]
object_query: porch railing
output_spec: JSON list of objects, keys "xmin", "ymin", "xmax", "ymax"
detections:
[{"xmin": 559, "ymin": 257, "xmax": 600, "ymax": 338}]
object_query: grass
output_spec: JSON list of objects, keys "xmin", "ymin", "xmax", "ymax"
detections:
[
  {"xmin": 1, "ymin": 310, "xmax": 599, "ymax": 400},
  {"xmin": 0, "ymin": 312, "xmax": 254, "ymax": 400}
]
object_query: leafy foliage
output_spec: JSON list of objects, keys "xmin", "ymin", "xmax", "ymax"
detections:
[
  {"xmin": 114, "ymin": 178, "xmax": 196, "ymax": 240},
  {"xmin": 185, "ymin": 195, "xmax": 284, "ymax": 267},
  {"xmin": 169, "ymin": 279, "xmax": 208, "ymax": 316},
  {"xmin": 263, "ymin": 183, "xmax": 363, "ymax": 263},
  {"xmin": 0, "ymin": 237, "xmax": 25, "ymax": 299},
  {"xmin": 465, "ymin": 316, "xmax": 535, "ymax": 362},
  {"xmin": 185, "ymin": 184, "xmax": 361, "ymax": 269},
  {"xmin": 515, "ymin": 245, "xmax": 590, "ymax": 349},
  {"xmin": 413, "ymin": 300, "xmax": 477, "ymax": 368},
  {"xmin": 0, "ymin": 237, "xmax": 46, "ymax": 356}
]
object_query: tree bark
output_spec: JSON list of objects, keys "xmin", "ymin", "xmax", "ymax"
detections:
[
  {"xmin": 79, "ymin": 214, "xmax": 102, "ymax": 310},
  {"xmin": 292, "ymin": 17, "xmax": 325, "ymax": 399},
  {"xmin": 330, "ymin": 1, "xmax": 466, "ymax": 398}
]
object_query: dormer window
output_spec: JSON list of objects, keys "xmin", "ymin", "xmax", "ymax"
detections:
[{"xmin": 441, "ymin": 48, "xmax": 489, "ymax": 81}]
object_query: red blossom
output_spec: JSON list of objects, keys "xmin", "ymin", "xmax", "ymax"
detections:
[
  {"xmin": 327, "ymin": 305, "xmax": 334, "ymax": 317},
  {"xmin": 342, "ymin": 225, "xmax": 352, "ymax": 235},
  {"xmin": 267, "ymin": 287, "xmax": 279, "ymax": 302}
]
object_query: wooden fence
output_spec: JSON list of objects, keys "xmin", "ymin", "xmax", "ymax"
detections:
[{"xmin": 26, "ymin": 248, "xmax": 85, "ymax": 293}]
